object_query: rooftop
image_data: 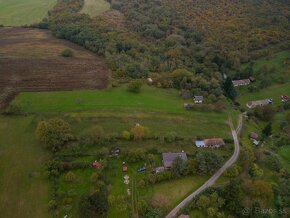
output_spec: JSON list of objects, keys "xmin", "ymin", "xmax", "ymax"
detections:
[{"xmin": 162, "ymin": 152, "xmax": 187, "ymax": 168}]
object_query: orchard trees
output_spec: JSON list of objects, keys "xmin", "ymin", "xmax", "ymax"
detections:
[{"xmin": 36, "ymin": 118, "xmax": 73, "ymax": 152}]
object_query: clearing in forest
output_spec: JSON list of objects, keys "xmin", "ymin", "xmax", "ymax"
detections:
[{"xmin": 80, "ymin": 0, "xmax": 110, "ymax": 17}]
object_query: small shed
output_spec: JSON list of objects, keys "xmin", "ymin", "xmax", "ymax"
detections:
[
  {"xmin": 122, "ymin": 162, "xmax": 128, "ymax": 172},
  {"xmin": 281, "ymin": 95, "xmax": 290, "ymax": 102},
  {"xmin": 92, "ymin": 161, "xmax": 102, "ymax": 169},
  {"xmin": 154, "ymin": 166, "xmax": 165, "ymax": 173},
  {"xmin": 249, "ymin": 76, "xmax": 256, "ymax": 82},
  {"xmin": 249, "ymin": 132, "xmax": 258, "ymax": 140},
  {"xmin": 110, "ymin": 147, "xmax": 120, "ymax": 156}
]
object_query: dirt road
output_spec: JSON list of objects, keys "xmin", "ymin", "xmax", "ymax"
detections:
[{"xmin": 165, "ymin": 115, "xmax": 242, "ymax": 218}]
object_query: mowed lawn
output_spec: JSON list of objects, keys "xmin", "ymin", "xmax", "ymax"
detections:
[
  {"xmin": 13, "ymin": 86, "xmax": 220, "ymax": 115},
  {"xmin": 0, "ymin": 0, "xmax": 56, "ymax": 26},
  {"xmin": 237, "ymin": 83, "xmax": 290, "ymax": 107},
  {"xmin": 80, "ymin": 0, "xmax": 110, "ymax": 17},
  {"xmin": 0, "ymin": 116, "xmax": 49, "ymax": 218},
  {"xmin": 12, "ymin": 86, "xmax": 232, "ymax": 138}
]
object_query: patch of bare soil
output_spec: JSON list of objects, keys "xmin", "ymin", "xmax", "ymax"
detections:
[{"xmin": 0, "ymin": 27, "xmax": 111, "ymax": 108}]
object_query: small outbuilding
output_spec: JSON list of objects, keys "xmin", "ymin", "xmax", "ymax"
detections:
[
  {"xmin": 110, "ymin": 147, "xmax": 120, "ymax": 156},
  {"xmin": 92, "ymin": 161, "xmax": 102, "ymax": 169},
  {"xmin": 154, "ymin": 166, "xmax": 165, "ymax": 173},
  {"xmin": 249, "ymin": 132, "xmax": 258, "ymax": 140},
  {"xmin": 184, "ymin": 103, "xmax": 194, "ymax": 109},
  {"xmin": 122, "ymin": 162, "xmax": 128, "ymax": 172},
  {"xmin": 281, "ymin": 95, "xmax": 290, "ymax": 102}
]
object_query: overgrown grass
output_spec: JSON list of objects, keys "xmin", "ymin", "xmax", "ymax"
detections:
[
  {"xmin": 240, "ymin": 51, "xmax": 290, "ymax": 82},
  {"xmin": 0, "ymin": 0, "xmax": 56, "ymax": 26},
  {"xmin": 141, "ymin": 175, "xmax": 208, "ymax": 213},
  {"xmin": 0, "ymin": 116, "xmax": 49, "ymax": 217},
  {"xmin": 80, "ymin": 0, "xmax": 110, "ymax": 17},
  {"xmin": 278, "ymin": 147, "xmax": 290, "ymax": 171},
  {"xmin": 12, "ymin": 86, "xmax": 233, "ymax": 138},
  {"xmin": 237, "ymin": 83, "xmax": 290, "ymax": 108}
]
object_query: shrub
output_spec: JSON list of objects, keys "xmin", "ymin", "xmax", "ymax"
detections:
[
  {"xmin": 48, "ymin": 200, "xmax": 57, "ymax": 211},
  {"xmin": 4, "ymin": 104, "xmax": 23, "ymax": 115},
  {"xmin": 64, "ymin": 171, "xmax": 78, "ymax": 182},
  {"xmin": 121, "ymin": 130, "xmax": 131, "ymax": 140},
  {"xmin": 80, "ymin": 126, "xmax": 104, "ymax": 145},
  {"xmin": 127, "ymin": 80, "xmax": 142, "ymax": 93},
  {"xmin": 61, "ymin": 48, "xmax": 73, "ymax": 57},
  {"xmin": 79, "ymin": 187, "xmax": 108, "ymax": 217},
  {"xmin": 131, "ymin": 124, "xmax": 145, "ymax": 140},
  {"xmin": 126, "ymin": 149, "xmax": 146, "ymax": 162}
]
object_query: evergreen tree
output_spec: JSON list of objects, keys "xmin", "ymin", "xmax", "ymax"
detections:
[
  {"xmin": 223, "ymin": 77, "xmax": 237, "ymax": 101},
  {"xmin": 262, "ymin": 122, "xmax": 272, "ymax": 137}
]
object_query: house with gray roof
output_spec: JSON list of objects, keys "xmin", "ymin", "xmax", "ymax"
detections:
[
  {"xmin": 162, "ymin": 152, "xmax": 187, "ymax": 169},
  {"xmin": 194, "ymin": 96, "xmax": 204, "ymax": 103},
  {"xmin": 246, "ymin": 99, "xmax": 272, "ymax": 109}
]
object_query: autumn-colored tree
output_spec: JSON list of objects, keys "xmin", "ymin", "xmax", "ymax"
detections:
[
  {"xmin": 35, "ymin": 118, "xmax": 73, "ymax": 152},
  {"xmin": 131, "ymin": 124, "xmax": 145, "ymax": 140},
  {"xmin": 250, "ymin": 180, "xmax": 274, "ymax": 200}
]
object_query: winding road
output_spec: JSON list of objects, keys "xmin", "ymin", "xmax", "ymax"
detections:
[{"xmin": 165, "ymin": 115, "xmax": 243, "ymax": 218}]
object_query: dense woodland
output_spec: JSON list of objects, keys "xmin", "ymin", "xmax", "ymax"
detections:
[{"xmin": 42, "ymin": 0, "xmax": 289, "ymax": 102}]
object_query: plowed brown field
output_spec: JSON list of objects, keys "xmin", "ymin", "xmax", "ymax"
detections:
[{"xmin": 0, "ymin": 27, "xmax": 110, "ymax": 108}]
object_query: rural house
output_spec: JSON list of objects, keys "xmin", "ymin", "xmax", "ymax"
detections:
[
  {"xmin": 162, "ymin": 152, "xmax": 187, "ymax": 169},
  {"xmin": 204, "ymin": 138, "xmax": 225, "ymax": 148},
  {"xmin": 194, "ymin": 96, "xmax": 204, "ymax": 104},
  {"xmin": 246, "ymin": 99, "xmax": 272, "ymax": 109},
  {"xmin": 232, "ymin": 79, "xmax": 251, "ymax": 87}
]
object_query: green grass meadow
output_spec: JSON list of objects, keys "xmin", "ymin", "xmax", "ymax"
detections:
[
  {"xmin": 0, "ymin": 116, "xmax": 49, "ymax": 218},
  {"xmin": 237, "ymin": 82, "xmax": 290, "ymax": 108},
  {"xmin": 0, "ymin": 0, "xmax": 56, "ymax": 26},
  {"xmin": 240, "ymin": 51, "xmax": 290, "ymax": 83},
  {"xmin": 80, "ymin": 0, "xmax": 110, "ymax": 17},
  {"xmin": 12, "ymin": 86, "xmax": 232, "ymax": 138}
]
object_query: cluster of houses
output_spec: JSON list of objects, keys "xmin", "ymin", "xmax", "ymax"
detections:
[{"xmin": 232, "ymin": 77, "xmax": 255, "ymax": 87}]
